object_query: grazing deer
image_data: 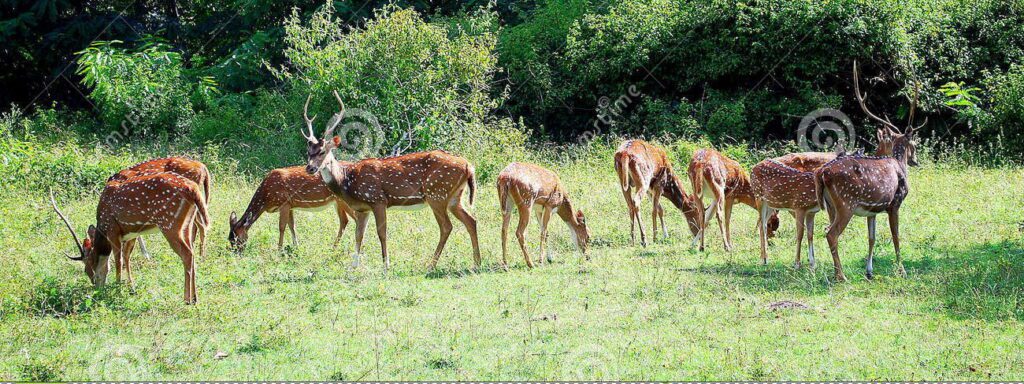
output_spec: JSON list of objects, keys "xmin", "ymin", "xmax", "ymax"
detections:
[
  {"xmin": 50, "ymin": 172, "xmax": 209, "ymax": 304},
  {"xmin": 687, "ymin": 148, "xmax": 779, "ymax": 251},
  {"xmin": 613, "ymin": 140, "xmax": 701, "ymax": 246},
  {"xmin": 229, "ymin": 165, "xmax": 355, "ymax": 251},
  {"xmin": 302, "ymin": 91, "xmax": 480, "ymax": 272},
  {"xmin": 108, "ymin": 157, "xmax": 212, "ymax": 258},
  {"xmin": 751, "ymin": 157, "xmax": 822, "ymax": 268},
  {"xmin": 813, "ymin": 61, "xmax": 923, "ymax": 282},
  {"xmin": 496, "ymin": 162, "xmax": 590, "ymax": 269}
]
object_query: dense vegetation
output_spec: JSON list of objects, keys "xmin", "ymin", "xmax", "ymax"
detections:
[
  {"xmin": 4, "ymin": 0, "xmax": 1024, "ymax": 167},
  {"xmin": 2, "ymin": 0, "xmax": 1023, "ymax": 380}
]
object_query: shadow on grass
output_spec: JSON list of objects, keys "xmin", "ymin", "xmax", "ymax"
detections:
[
  {"xmin": 691, "ymin": 238, "xmax": 1024, "ymax": 321},
  {"xmin": 916, "ymin": 239, "xmax": 1024, "ymax": 321},
  {"xmin": 26, "ymin": 277, "xmax": 139, "ymax": 318}
]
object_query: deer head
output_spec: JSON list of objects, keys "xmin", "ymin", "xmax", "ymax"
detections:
[
  {"xmin": 853, "ymin": 60, "xmax": 923, "ymax": 166},
  {"xmin": 227, "ymin": 211, "xmax": 248, "ymax": 251},
  {"xmin": 50, "ymin": 190, "xmax": 111, "ymax": 286},
  {"xmin": 304, "ymin": 91, "xmax": 345, "ymax": 175},
  {"xmin": 572, "ymin": 209, "xmax": 591, "ymax": 258},
  {"xmin": 661, "ymin": 174, "xmax": 702, "ymax": 236}
]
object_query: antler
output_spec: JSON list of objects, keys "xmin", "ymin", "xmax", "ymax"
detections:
[
  {"xmin": 853, "ymin": 60, "xmax": 903, "ymax": 135},
  {"xmin": 49, "ymin": 188, "xmax": 85, "ymax": 261},
  {"xmin": 301, "ymin": 94, "xmax": 317, "ymax": 141},
  {"xmin": 322, "ymin": 90, "xmax": 346, "ymax": 138}
]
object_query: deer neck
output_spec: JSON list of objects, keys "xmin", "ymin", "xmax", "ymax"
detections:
[
  {"xmin": 891, "ymin": 142, "xmax": 911, "ymax": 168},
  {"xmin": 238, "ymin": 199, "xmax": 265, "ymax": 230},
  {"xmin": 556, "ymin": 201, "xmax": 584, "ymax": 248},
  {"xmin": 321, "ymin": 158, "xmax": 354, "ymax": 198}
]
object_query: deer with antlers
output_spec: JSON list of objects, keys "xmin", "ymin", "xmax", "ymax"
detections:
[
  {"xmin": 229, "ymin": 165, "xmax": 355, "ymax": 251},
  {"xmin": 50, "ymin": 172, "xmax": 209, "ymax": 304},
  {"xmin": 614, "ymin": 140, "xmax": 701, "ymax": 246},
  {"xmin": 108, "ymin": 157, "xmax": 211, "ymax": 258},
  {"xmin": 301, "ymin": 92, "xmax": 480, "ymax": 272},
  {"xmin": 496, "ymin": 162, "xmax": 590, "ymax": 269},
  {"xmin": 688, "ymin": 148, "xmax": 779, "ymax": 251},
  {"xmin": 813, "ymin": 61, "xmax": 923, "ymax": 282}
]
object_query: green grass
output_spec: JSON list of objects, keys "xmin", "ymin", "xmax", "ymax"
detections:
[{"xmin": 1, "ymin": 153, "xmax": 1023, "ymax": 380}]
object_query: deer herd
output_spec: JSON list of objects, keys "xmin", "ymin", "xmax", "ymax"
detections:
[{"xmin": 51, "ymin": 63, "xmax": 921, "ymax": 303}]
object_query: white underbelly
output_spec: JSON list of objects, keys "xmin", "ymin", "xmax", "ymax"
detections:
[
  {"xmin": 393, "ymin": 203, "xmax": 426, "ymax": 211},
  {"xmin": 293, "ymin": 203, "xmax": 333, "ymax": 212},
  {"xmin": 853, "ymin": 207, "xmax": 881, "ymax": 217},
  {"xmin": 122, "ymin": 226, "xmax": 161, "ymax": 240}
]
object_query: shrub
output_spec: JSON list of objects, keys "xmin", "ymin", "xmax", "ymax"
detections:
[
  {"xmin": 278, "ymin": 3, "xmax": 503, "ymax": 156},
  {"xmin": 984, "ymin": 64, "xmax": 1024, "ymax": 158},
  {"xmin": 76, "ymin": 38, "xmax": 215, "ymax": 136}
]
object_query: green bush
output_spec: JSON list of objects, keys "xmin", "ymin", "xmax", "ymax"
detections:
[
  {"xmin": 984, "ymin": 64, "xmax": 1024, "ymax": 158},
  {"xmin": 76, "ymin": 38, "xmax": 216, "ymax": 136},
  {"xmin": 278, "ymin": 3, "xmax": 504, "ymax": 156}
]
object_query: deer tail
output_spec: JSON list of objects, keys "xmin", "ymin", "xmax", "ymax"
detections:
[
  {"xmin": 814, "ymin": 169, "xmax": 827, "ymax": 216},
  {"xmin": 466, "ymin": 163, "xmax": 476, "ymax": 207},
  {"xmin": 614, "ymin": 153, "xmax": 631, "ymax": 192},
  {"xmin": 202, "ymin": 165, "xmax": 212, "ymax": 205},
  {"xmin": 189, "ymin": 185, "xmax": 210, "ymax": 229}
]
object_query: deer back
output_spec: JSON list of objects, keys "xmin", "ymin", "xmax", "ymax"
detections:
[
  {"xmin": 497, "ymin": 162, "xmax": 567, "ymax": 207},
  {"xmin": 751, "ymin": 159, "xmax": 819, "ymax": 211},
  {"xmin": 98, "ymin": 172, "xmax": 208, "ymax": 236},
  {"xmin": 335, "ymin": 150, "xmax": 472, "ymax": 208},
  {"xmin": 816, "ymin": 155, "xmax": 907, "ymax": 214}
]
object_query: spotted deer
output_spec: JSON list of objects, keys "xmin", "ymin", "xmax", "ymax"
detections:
[
  {"xmin": 496, "ymin": 162, "xmax": 590, "ymax": 269},
  {"xmin": 813, "ymin": 61, "xmax": 923, "ymax": 282},
  {"xmin": 688, "ymin": 148, "xmax": 779, "ymax": 251},
  {"xmin": 302, "ymin": 91, "xmax": 480, "ymax": 272},
  {"xmin": 229, "ymin": 165, "xmax": 355, "ymax": 251},
  {"xmin": 108, "ymin": 157, "xmax": 211, "ymax": 258},
  {"xmin": 751, "ymin": 157, "xmax": 822, "ymax": 268},
  {"xmin": 50, "ymin": 172, "xmax": 209, "ymax": 304},
  {"xmin": 613, "ymin": 140, "xmax": 701, "ymax": 246}
]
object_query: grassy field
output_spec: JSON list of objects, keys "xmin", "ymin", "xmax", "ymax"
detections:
[{"xmin": 1, "ymin": 149, "xmax": 1022, "ymax": 380}]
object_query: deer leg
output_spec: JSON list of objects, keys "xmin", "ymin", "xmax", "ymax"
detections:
[
  {"xmin": 866, "ymin": 216, "xmax": 877, "ymax": 280},
  {"xmin": 793, "ymin": 210, "xmax": 806, "ymax": 269},
  {"xmin": 333, "ymin": 203, "xmax": 350, "ymax": 249},
  {"xmin": 724, "ymin": 199, "xmax": 735, "ymax": 251},
  {"xmin": 277, "ymin": 206, "xmax": 291, "ymax": 250},
  {"xmin": 113, "ymin": 241, "xmax": 123, "ymax": 283},
  {"xmin": 758, "ymin": 202, "xmax": 771, "ymax": 265},
  {"xmin": 633, "ymin": 189, "xmax": 648, "ymax": 247},
  {"xmin": 621, "ymin": 187, "xmax": 636, "ymax": 246},
  {"xmin": 138, "ymin": 237, "xmax": 151, "ymax": 258},
  {"xmin": 122, "ymin": 239, "xmax": 137, "ymax": 288},
  {"xmin": 352, "ymin": 211, "xmax": 370, "ymax": 267},
  {"xmin": 539, "ymin": 205, "xmax": 553, "ymax": 264},
  {"xmin": 712, "ymin": 187, "xmax": 728, "ymax": 251},
  {"xmin": 825, "ymin": 207, "xmax": 853, "ymax": 283},
  {"xmin": 428, "ymin": 202, "xmax": 453, "ymax": 271},
  {"xmin": 450, "ymin": 200, "xmax": 481, "ymax": 270},
  {"xmin": 651, "ymin": 189, "xmax": 663, "ymax": 242},
  {"xmin": 888, "ymin": 210, "xmax": 906, "ymax": 277},
  {"xmin": 516, "ymin": 202, "xmax": 534, "ymax": 268},
  {"xmin": 500, "ymin": 202, "xmax": 512, "ymax": 270},
  {"xmin": 371, "ymin": 205, "xmax": 389, "ymax": 273},
  {"xmin": 805, "ymin": 212, "xmax": 816, "ymax": 269},
  {"xmin": 162, "ymin": 228, "xmax": 196, "ymax": 304},
  {"xmin": 288, "ymin": 210, "xmax": 298, "ymax": 247}
]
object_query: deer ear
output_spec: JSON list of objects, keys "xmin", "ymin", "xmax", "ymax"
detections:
[
  {"xmin": 229, "ymin": 211, "xmax": 238, "ymax": 224},
  {"xmin": 87, "ymin": 225, "xmax": 96, "ymax": 239},
  {"xmin": 576, "ymin": 210, "xmax": 585, "ymax": 223},
  {"xmin": 332, "ymin": 136, "xmax": 341, "ymax": 147}
]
